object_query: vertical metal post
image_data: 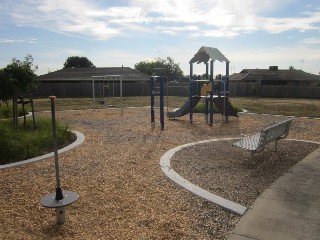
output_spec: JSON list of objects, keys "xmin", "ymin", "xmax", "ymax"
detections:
[
  {"xmin": 40, "ymin": 99, "xmax": 79, "ymax": 224},
  {"xmin": 12, "ymin": 97, "xmax": 16, "ymax": 127},
  {"xmin": 22, "ymin": 98, "xmax": 27, "ymax": 128},
  {"xmin": 56, "ymin": 207, "xmax": 65, "ymax": 224},
  {"xmin": 30, "ymin": 98, "xmax": 36, "ymax": 129},
  {"xmin": 150, "ymin": 77, "xmax": 155, "ymax": 129},
  {"xmin": 206, "ymin": 62, "xmax": 209, "ymax": 80},
  {"xmin": 13, "ymin": 97, "xmax": 18, "ymax": 128},
  {"xmin": 205, "ymin": 98, "xmax": 209, "ymax": 124},
  {"xmin": 166, "ymin": 78, "xmax": 169, "ymax": 113},
  {"xmin": 221, "ymin": 78, "xmax": 227, "ymax": 123},
  {"xmin": 210, "ymin": 60, "xmax": 214, "ymax": 126},
  {"xmin": 159, "ymin": 77, "xmax": 164, "ymax": 130},
  {"xmin": 92, "ymin": 80, "xmax": 95, "ymax": 110},
  {"xmin": 120, "ymin": 76, "xmax": 123, "ymax": 116},
  {"xmin": 189, "ymin": 63, "xmax": 193, "ymax": 124},
  {"xmin": 217, "ymin": 74, "xmax": 222, "ymax": 98},
  {"xmin": 49, "ymin": 96, "xmax": 63, "ymax": 201},
  {"xmin": 189, "ymin": 79, "xmax": 193, "ymax": 124},
  {"xmin": 225, "ymin": 62, "xmax": 230, "ymax": 123}
]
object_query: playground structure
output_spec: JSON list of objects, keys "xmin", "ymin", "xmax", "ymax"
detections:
[
  {"xmin": 167, "ymin": 46, "xmax": 238, "ymax": 126},
  {"xmin": 91, "ymin": 75, "xmax": 123, "ymax": 116}
]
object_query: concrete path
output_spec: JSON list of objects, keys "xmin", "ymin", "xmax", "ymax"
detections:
[{"xmin": 228, "ymin": 147, "xmax": 320, "ymax": 240}]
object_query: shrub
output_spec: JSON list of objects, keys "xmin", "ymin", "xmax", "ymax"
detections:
[
  {"xmin": 0, "ymin": 104, "xmax": 29, "ymax": 119},
  {"xmin": 0, "ymin": 118, "xmax": 73, "ymax": 164},
  {"xmin": 193, "ymin": 101, "xmax": 240, "ymax": 114},
  {"xmin": 0, "ymin": 107, "xmax": 11, "ymax": 118},
  {"xmin": 193, "ymin": 102, "xmax": 218, "ymax": 113}
]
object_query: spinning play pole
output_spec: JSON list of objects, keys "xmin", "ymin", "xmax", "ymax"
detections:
[{"xmin": 40, "ymin": 96, "xmax": 78, "ymax": 224}]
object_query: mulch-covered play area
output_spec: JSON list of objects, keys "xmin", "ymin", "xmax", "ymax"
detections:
[{"xmin": 1, "ymin": 108, "xmax": 319, "ymax": 239}]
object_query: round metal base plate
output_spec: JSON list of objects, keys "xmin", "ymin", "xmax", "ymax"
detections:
[{"xmin": 40, "ymin": 190, "xmax": 79, "ymax": 208}]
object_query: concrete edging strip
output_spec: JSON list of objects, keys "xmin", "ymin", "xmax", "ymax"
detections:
[
  {"xmin": 0, "ymin": 130, "xmax": 85, "ymax": 169},
  {"xmin": 160, "ymin": 138, "xmax": 248, "ymax": 216}
]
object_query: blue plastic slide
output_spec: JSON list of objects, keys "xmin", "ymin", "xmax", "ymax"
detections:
[{"xmin": 167, "ymin": 97, "xmax": 201, "ymax": 118}]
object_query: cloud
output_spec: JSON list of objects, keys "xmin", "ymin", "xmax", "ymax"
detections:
[
  {"xmin": 8, "ymin": 0, "xmax": 122, "ymax": 40},
  {"xmin": 3, "ymin": 0, "xmax": 320, "ymax": 40},
  {"xmin": 302, "ymin": 37, "xmax": 320, "ymax": 45},
  {"xmin": 130, "ymin": 0, "xmax": 320, "ymax": 36},
  {"xmin": 0, "ymin": 38, "xmax": 37, "ymax": 43},
  {"xmin": 155, "ymin": 25, "xmax": 199, "ymax": 35},
  {"xmin": 259, "ymin": 11, "xmax": 320, "ymax": 33},
  {"xmin": 0, "ymin": 39, "xmax": 24, "ymax": 43}
]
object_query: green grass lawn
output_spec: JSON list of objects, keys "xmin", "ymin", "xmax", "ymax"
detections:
[
  {"xmin": 30, "ymin": 96, "xmax": 320, "ymax": 118},
  {"xmin": 231, "ymin": 97, "xmax": 320, "ymax": 118},
  {"xmin": 1, "ymin": 96, "xmax": 318, "ymax": 164}
]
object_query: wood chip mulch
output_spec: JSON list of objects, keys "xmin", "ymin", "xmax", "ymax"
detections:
[{"xmin": 1, "ymin": 108, "xmax": 319, "ymax": 240}]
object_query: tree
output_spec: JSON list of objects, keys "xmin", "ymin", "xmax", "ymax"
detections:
[
  {"xmin": 0, "ymin": 54, "xmax": 38, "ymax": 102},
  {"xmin": 0, "ymin": 54, "xmax": 38, "ymax": 127},
  {"xmin": 134, "ymin": 57, "xmax": 184, "ymax": 79},
  {"xmin": 63, "ymin": 56, "xmax": 95, "ymax": 68},
  {"xmin": 289, "ymin": 65, "xmax": 295, "ymax": 70}
]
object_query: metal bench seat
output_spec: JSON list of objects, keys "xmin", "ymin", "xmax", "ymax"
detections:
[
  {"xmin": 234, "ymin": 132, "xmax": 262, "ymax": 151},
  {"xmin": 234, "ymin": 118, "xmax": 295, "ymax": 159}
]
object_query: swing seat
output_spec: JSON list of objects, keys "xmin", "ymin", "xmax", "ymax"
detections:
[{"xmin": 99, "ymin": 100, "xmax": 105, "ymax": 105}]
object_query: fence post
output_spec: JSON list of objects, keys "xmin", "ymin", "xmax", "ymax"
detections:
[{"xmin": 150, "ymin": 77, "xmax": 155, "ymax": 129}]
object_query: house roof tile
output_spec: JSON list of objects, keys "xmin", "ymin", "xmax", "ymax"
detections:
[
  {"xmin": 229, "ymin": 69, "xmax": 320, "ymax": 82},
  {"xmin": 37, "ymin": 67, "xmax": 150, "ymax": 82}
]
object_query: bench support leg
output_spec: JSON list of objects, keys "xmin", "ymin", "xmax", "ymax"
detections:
[{"xmin": 250, "ymin": 152, "xmax": 254, "ymax": 162}]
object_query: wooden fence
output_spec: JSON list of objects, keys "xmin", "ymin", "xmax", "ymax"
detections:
[
  {"xmin": 229, "ymin": 83, "xmax": 320, "ymax": 99},
  {"xmin": 33, "ymin": 81, "xmax": 320, "ymax": 99},
  {"xmin": 33, "ymin": 81, "xmax": 191, "ymax": 98}
]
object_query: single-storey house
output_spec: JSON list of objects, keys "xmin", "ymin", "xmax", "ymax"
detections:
[
  {"xmin": 229, "ymin": 66, "xmax": 320, "ymax": 87},
  {"xmin": 34, "ymin": 67, "xmax": 150, "ymax": 98}
]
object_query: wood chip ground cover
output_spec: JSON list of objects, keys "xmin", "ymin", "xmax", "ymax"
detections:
[{"xmin": 0, "ymin": 108, "xmax": 319, "ymax": 239}]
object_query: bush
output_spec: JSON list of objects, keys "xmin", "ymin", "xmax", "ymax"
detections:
[
  {"xmin": 193, "ymin": 102, "xmax": 218, "ymax": 113},
  {"xmin": 0, "ymin": 104, "xmax": 29, "ymax": 119},
  {"xmin": 232, "ymin": 104, "xmax": 242, "ymax": 113},
  {"xmin": 193, "ymin": 101, "xmax": 240, "ymax": 114},
  {"xmin": 0, "ymin": 107, "xmax": 11, "ymax": 118},
  {"xmin": 0, "ymin": 118, "xmax": 73, "ymax": 164}
]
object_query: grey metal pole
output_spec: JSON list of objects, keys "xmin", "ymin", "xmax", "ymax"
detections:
[
  {"xmin": 92, "ymin": 80, "xmax": 96, "ymax": 110},
  {"xmin": 49, "ymin": 96, "xmax": 63, "ymax": 200},
  {"xmin": 120, "ymin": 76, "xmax": 123, "ymax": 116},
  {"xmin": 40, "ymin": 98, "xmax": 79, "ymax": 224},
  {"xmin": 225, "ymin": 62, "xmax": 230, "ymax": 123}
]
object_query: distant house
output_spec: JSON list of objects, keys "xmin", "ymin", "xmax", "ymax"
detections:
[
  {"xmin": 35, "ymin": 67, "xmax": 150, "ymax": 97},
  {"xmin": 229, "ymin": 66, "xmax": 320, "ymax": 87},
  {"xmin": 38, "ymin": 67, "xmax": 150, "ymax": 82}
]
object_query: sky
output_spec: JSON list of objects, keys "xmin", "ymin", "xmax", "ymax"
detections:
[{"xmin": 0, "ymin": 0, "xmax": 320, "ymax": 76}]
